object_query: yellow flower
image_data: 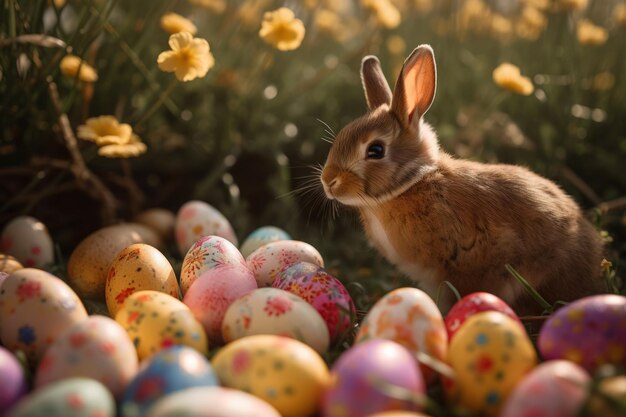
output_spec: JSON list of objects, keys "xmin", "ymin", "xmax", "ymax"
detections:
[
  {"xmin": 160, "ymin": 13, "xmax": 197, "ymax": 35},
  {"xmin": 492, "ymin": 63, "xmax": 534, "ymax": 96},
  {"xmin": 157, "ymin": 32, "xmax": 214, "ymax": 81},
  {"xmin": 614, "ymin": 4, "xmax": 626, "ymax": 26},
  {"xmin": 98, "ymin": 135, "xmax": 147, "ymax": 159},
  {"xmin": 77, "ymin": 116, "xmax": 132, "ymax": 146},
  {"xmin": 556, "ymin": 0, "xmax": 588, "ymax": 11},
  {"xmin": 577, "ymin": 19, "xmax": 608, "ymax": 45},
  {"xmin": 516, "ymin": 5, "xmax": 547, "ymax": 40},
  {"xmin": 362, "ymin": 0, "xmax": 401, "ymax": 29},
  {"xmin": 188, "ymin": 0, "xmax": 226, "ymax": 14},
  {"xmin": 52, "ymin": 0, "xmax": 66, "ymax": 7},
  {"xmin": 59, "ymin": 55, "xmax": 98, "ymax": 82},
  {"xmin": 491, "ymin": 14, "xmax": 514, "ymax": 39},
  {"xmin": 259, "ymin": 8, "xmax": 306, "ymax": 51}
]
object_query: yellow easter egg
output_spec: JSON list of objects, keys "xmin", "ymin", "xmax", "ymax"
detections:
[
  {"xmin": 106, "ymin": 243, "xmax": 180, "ymax": 317},
  {"xmin": 445, "ymin": 311, "xmax": 536, "ymax": 417},
  {"xmin": 115, "ymin": 290, "xmax": 207, "ymax": 360},
  {"xmin": 212, "ymin": 334, "xmax": 330, "ymax": 417}
]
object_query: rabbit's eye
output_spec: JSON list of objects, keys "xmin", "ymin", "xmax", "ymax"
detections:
[{"xmin": 366, "ymin": 143, "xmax": 385, "ymax": 159}]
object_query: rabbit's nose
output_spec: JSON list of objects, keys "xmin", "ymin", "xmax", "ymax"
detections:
[{"xmin": 327, "ymin": 178, "xmax": 339, "ymax": 190}]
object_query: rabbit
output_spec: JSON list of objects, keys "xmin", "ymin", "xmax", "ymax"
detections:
[{"xmin": 320, "ymin": 45, "xmax": 605, "ymax": 315}]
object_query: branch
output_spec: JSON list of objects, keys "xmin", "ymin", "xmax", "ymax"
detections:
[
  {"xmin": 596, "ymin": 196, "xmax": 626, "ymax": 214},
  {"xmin": 559, "ymin": 165, "xmax": 602, "ymax": 205}
]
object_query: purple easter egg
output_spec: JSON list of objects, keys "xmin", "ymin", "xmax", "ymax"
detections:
[
  {"xmin": 538, "ymin": 294, "xmax": 626, "ymax": 373},
  {"xmin": 0, "ymin": 346, "xmax": 28, "ymax": 414},
  {"xmin": 322, "ymin": 339, "xmax": 425, "ymax": 417}
]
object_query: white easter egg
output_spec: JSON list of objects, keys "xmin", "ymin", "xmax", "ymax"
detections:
[
  {"xmin": 175, "ymin": 201, "xmax": 238, "ymax": 256},
  {"xmin": 1, "ymin": 216, "xmax": 54, "ymax": 268}
]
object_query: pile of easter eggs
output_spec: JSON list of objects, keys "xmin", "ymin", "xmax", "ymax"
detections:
[{"xmin": 1, "ymin": 200, "xmax": 625, "ymax": 417}]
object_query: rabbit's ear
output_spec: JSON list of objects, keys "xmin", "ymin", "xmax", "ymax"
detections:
[
  {"xmin": 361, "ymin": 55, "xmax": 392, "ymax": 110},
  {"xmin": 391, "ymin": 45, "xmax": 436, "ymax": 129}
]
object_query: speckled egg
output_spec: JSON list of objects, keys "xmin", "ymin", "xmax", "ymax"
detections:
[
  {"xmin": 35, "ymin": 315, "xmax": 138, "ymax": 398},
  {"xmin": 501, "ymin": 360, "xmax": 590, "ymax": 417},
  {"xmin": 445, "ymin": 292, "xmax": 522, "ymax": 342},
  {"xmin": 1, "ymin": 216, "xmax": 54, "ymax": 268},
  {"xmin": 273, "ymin": 262, "xmax": 355, "ymax": 343},
  {"xmin": 179, "ymin": 235, "xmax": 247, "ymax": 295},
  {"xmin": 222, "ymin": 287, "xmax": 330, "ymax": 353},
  {"xmin": 106, "ymin": 243, "xmax": 180, "ymax": 316},
  {"xmin": 239, "ymin": 226, "xmax": 291, "ymax": 258},
  {"xmin": 322, "ymin": 339, "xmax": 425, "ymax": 417},
  {"xmin": 7, "ymin": 378, "xmax": 115, "ymax": 417},
  {"xmin": 212, "ymin": 334, "xmax": 330, "ymax": 417},
  {"xmin": 445, "ymin": 311, "xmax": 537, "ymax": 417},
  {"xmin": 175, "ymin": 200, "xmax": 238, "ymax": 256},
  {"xmin": 115, "ymin": 290, "xmax": 208, "ymax": 360},
  {"xmin": 134, "ymin": 208, "xmax": 176, "ymax": 241},
  {"xmin": 538, "ymin": 294, "xmax": 626, "ymax": 373},
  {"xmin": 145, "ymin": 387, "xmax": 281, "ymax": 417},
  {"xmin": 121, "ymin": 346, "xmax": 219, "ymax": 417},
  {"xmin": 183, "ymin": 264, "xmax": 257, "ymax": 344},
  {"xmin": 0, "ymin": 346, "xmax": 27, "ymax": 414},
  {"xmin": 355, "ymin": 287, "xmax": 447, "ymax": 383},
  {"xmin": 67, "ymin": 223, "xmax": 163, "ymax": 299},
  {"xmin": 246, "ymin": 240, "xmax": 324, "ymax": 287},
  {"xmin": 0, "ymin": 268, "xmax": 88, "ymax": 364}
]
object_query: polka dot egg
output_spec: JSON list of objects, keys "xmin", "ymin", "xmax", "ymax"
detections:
[{"xmin": 1, "ymin": 216, "xmax": 53, "ymax": 268}]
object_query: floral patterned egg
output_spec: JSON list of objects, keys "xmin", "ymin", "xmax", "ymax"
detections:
[
  {"xmin": 120, "ymin": 346, "xmax": 219, "ymax": 417},
  {"xmin": 239, "ymin": 226, "xmax": 291, "ymax": 259},
  {"xmin": 538, "ymin": 294, "xmax": 626, "ymax": 373},
  {"xmin": 175, "ymin": 200, "xmax": 238, "ymax": 256},
  {"xmin": 445, "ymin": 292, "xmax": 522, "ymax": 342},
  {"xmin": 67, "ymin": 223, "xmax": 162, "ymax": 299},
  {"xmin": 273, "ymin": 262, "xmax": 355, "ymax": 343},
  {"xmin": 180, "ymin": 235, "xmax": 246, "ymax": 295},
  {"xmin": 445, "ymin": 311, "xmax": 537, "ymax": 417},
  {"xmin": 1, "ymin": 216, "xmax": 54, "ymax": 268},
  {"xmin": 0, "ymin": 346, "xmax": 27, "ymax": 414},
  {"xmin": 246, "ymin": 240, "xmax": 324, "ymax": 287},
  {"xmin": 222, "ymin": 287, "xmax": 330, "ymax": 353},
  {"xmin": 0, "ymin": 268, "xmax": 88, "ymax": 364},
  {"xmin": 145, "ymin": 386, "xmax": 281, "ymax": 417},
  {"xmin": 501, "ymin": 360, "xmax": 590, "ymax": 417},
  {"xmin": 115, "ymin": 290, "xmax": 208, "ymax": 360},
  {"xmin": 212, "ymin": 334, "xmax": 330, "ymax": 417},
  {"xmin": 322, "ymin": 339, "xmax": 425, "ymax": 417},
  {"xmin": 106, "ymin": 243, "xmax": 180, "ymax": 317},
  {"xmin": 183, "ymin": 264, "xmax": 257, "ymax": 344},
  {"xmin": 35, "ymin": 315, "xmax": 138, "ymax": 398},
  {"xmin": 7, "ymin": 378, "xmax": 115, "ymax": 417},
  {"xmin": 355, "ymin": 287, "xmax": 447, "ymax": 383}
]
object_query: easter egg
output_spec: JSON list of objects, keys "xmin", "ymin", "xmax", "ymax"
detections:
[
  {"xmin": 222, "ymin": 287, "xmax": 330, "ymax": 353},
  {"xmin": 239, "ymin": 226, "xmax": 291, "ymax": 258},
  {"xmin": 586, "ymin": 375, "xmax": 626, "ymax": 417},
  {"xmin": 445, "ymin": 292, "xmax": 522, "ymax": 342},
  {"xmin": 355, "ymin": 287, "xmax": 447, "ymax": 382},
  {"xmin": 366, "ymin": 413, "xmax": 429, "ymax": 417},
  {"xmin": 67, "ymin": 223, "xmax": 163, "ymax": 299},
  {"xmin": 106, "ymin": 243, "xmax": 180, "ymax": 316},
  {"xmin": 35, "ymin": 315, "xmax": 138, "ymax": 397},
  {"xmin": 7, "ymin": 378, "xmax": 115, "ymax": 417},
  {"xmin": 246, "ymin": 240, "xmax": 324, "ymax": 287},
  {"xmin": 183, "ymin": 264, "xmax": 257, "ymax": 343},
  {"xmin": 273, "ymin": 262, "xmax": 355, "ymax": 343},
  {"xmin": 1, "ymin": 216, "xmax": 54, "ymax": 268},
  {"xmin": 121, "ymin": 346, "xmax": 219, "ymax": 417},
  {"xmin": 501, "ymin": 360, "xmax": 590, "ymax": 417},
  {"xmin": 445, "ymin": 311, "xmax": 537, "ymax": 417},
  {"xmin": 145, "ymin": 387, "xmax": 281, "ymax": 417},
  {"xmin": 0, "ymin": 346, "xmax": 27, "ymax": 414},
  {"xmin": 175, "ymin": 200, "xmax": 238, "ymax": 256},
  {"xmin": 322, "ymin": 339, "xmax": 425, "ymax": 417},
  {"xmin": 538, "ymin": 294, "xmax": 626, "ymax": 373},
  {"xmin": 0, "ymin": 254, "xmax": 23, "ymax": 274},
  {"xmin": 179, "ymin": 235, "xmax": 247, "ymax": 295},
  {"xmin": 134, "ymin": 208, "xmax": 176, "ymax": 240},
  {"xmin": 212, "ymin": 334, "xmax": 330, "ymax": 417},
  {"xmin": 0, "ymin": 268, "xmax": 88, "ymax": 364},
  {"xmin": 115, "ymin": 290, "xmax": 208, "ymax": 360}
]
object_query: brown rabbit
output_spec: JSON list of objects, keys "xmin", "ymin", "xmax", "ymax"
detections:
[{"xmin": 320, "ymin": 45, "xmax": 605, "ymax": 315}]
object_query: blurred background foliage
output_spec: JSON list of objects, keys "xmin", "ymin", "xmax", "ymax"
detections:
[{"xmin": 1, "ymin": 0, "xmax": 625, "ymax": 297}]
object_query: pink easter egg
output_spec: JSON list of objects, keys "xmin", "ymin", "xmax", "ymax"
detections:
[{"xmin": 183, "ymin": 265, "xmax": 257, "ymax": 344}]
